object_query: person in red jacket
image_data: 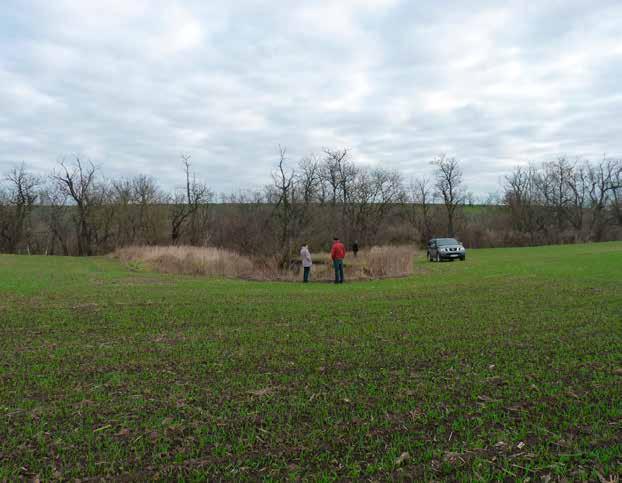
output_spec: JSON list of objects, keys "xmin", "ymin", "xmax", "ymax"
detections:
[{"xmin": 330, "ymin": 237, "xmax": 346, "ymax": 284}]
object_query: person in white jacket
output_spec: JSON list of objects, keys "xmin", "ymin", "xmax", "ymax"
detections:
[{"xmin": 300, "ymin": 243, "xmax": 312, "ymax": 283}]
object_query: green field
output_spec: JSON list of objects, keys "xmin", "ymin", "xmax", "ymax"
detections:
[{"xmin": 1, "ymin": 243, "xmax": 621, "ymax": 480}]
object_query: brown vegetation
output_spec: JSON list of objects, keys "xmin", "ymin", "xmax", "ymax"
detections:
[
  {"xmin": 114, "ymin": 244, "xmax": 416, "ymax": 281},
  {"xmin": 114, "ymin": 246, "xmax": 255, "ymax": 278}
]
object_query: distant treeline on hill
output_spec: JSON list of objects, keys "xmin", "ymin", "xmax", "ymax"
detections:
[{"xmin": 1, "ymin": 148, "xmax": 621, "ymax": 259}]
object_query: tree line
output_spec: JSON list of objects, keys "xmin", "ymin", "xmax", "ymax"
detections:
[{"xmin": 1, "ymin": 151, "xmax": 621, "ymax": 260}]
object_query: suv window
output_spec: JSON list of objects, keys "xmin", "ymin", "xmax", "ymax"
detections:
[{"xmin": 436, "ymin": 238, "xmax": 459, "ymax": 246}]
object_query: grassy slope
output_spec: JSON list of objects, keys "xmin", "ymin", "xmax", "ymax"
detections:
[{"xmin": 0, "ymin": 243, "xmax": 621, "ymax": 480}]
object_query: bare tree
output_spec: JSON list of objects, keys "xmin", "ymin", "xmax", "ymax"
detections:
[
  {"xmin": 409, "ymin": 177, "xmax": 434, "ymax": 242},
  {"xmin": 170, "ymin": 155, "xmax": 212, "ymax": 244},
  {"xmin": 432, "ymin": 155, "xmax": 465, "ymax": 237},
  {"xmin": 39, "ymin": 183, "xmax": 71, "ymax": 255},
  {"xmin": 345, "ymin": 168, "xmax": 374, "ymax": 243},
  {"xmin": 537, "ymin": 158, "xmax": 575, "ymax": 233},
  {"xmin": 0, "ymin": 164, "xmax": 39, "ymax": 253},
  {"xmin": 323, "ymin": 148, "xmax": 361, "ymax": 240},
  {"xmin": 52, "ymin": 158, "xmax": 101, "ymax": 256},
  {"xmin": 565, "ymin": 160, "xmax": 587, "ymax": 233},
  {"xmin": 297, "ymin": 155, "xmax": 321, "ymax": 204},
  {"xmin": 132, "ymin": 175, "xmax": 165, "ymax": 245},
  {"xmin": 586, "ymin": 158, "xmax": 622, "ymax": 239},
  {"xmin": 348, "ymin": 167, "xmax": 403, "ymax": 244},
  {"xmin": 293, "ymin": 155, "xmax": 321, "ymax": 239},
  {"xmin": 320, "ymin": 148, "xmax": 348, "ymax": 206},
  {"xmin": 271, "ymin": 146, "xmax": 296, "ymax": 267},
  {"xmin": 111, "ymin": 178, "xmax": 135, "ymax": 247},
  {"xmin": 504, "ymin": 165, "xmax": 548, "ymax": 242},
  {"xmin": 214, "ymin": 189, "xmax": 272, "ymax": 255}
]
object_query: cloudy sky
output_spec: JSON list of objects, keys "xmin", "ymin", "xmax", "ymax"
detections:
[{"xmin": 2, "ymin": 0, "xmax": 622, "ymax": 196}]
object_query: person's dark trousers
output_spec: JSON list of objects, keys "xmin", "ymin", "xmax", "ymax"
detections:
[
  {"xmin": 303, "ymin": 266, "xmax": 310, "ymax": 283},
  {"xmin": 333, "ymin": 259, "xmax": 344, "ymax": 283}
]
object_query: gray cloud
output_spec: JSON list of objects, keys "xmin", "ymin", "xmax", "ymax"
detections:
[{"xmin": 1, "ymin": 0, "xmax": 621, "ymax": 196}]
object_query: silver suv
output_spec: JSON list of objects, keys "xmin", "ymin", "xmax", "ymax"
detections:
[{"xmin": 427, "ymin": 238, "xmax": 466, "ymax": 262}]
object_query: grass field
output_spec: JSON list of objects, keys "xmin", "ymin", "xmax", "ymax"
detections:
[{"xmin": 1, "ymin": 243, "xmax": 621, "ymax": 480}]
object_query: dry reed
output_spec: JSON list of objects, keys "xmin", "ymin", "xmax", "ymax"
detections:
[
  {"xmin": 114, "ymin": 245, "xmax": 255, "ymax": 278},
  {"xmin": 113, "ymin": 244, "xmax": 416, "ymax": 281}
]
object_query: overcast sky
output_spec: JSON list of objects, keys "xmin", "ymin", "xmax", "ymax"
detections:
[{"xmin": 2, "ymin": 0, "xmax": 621, "ymax": 196}]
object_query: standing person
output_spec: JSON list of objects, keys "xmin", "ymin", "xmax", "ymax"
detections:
[
  {"xmin": 300, "ymin": 243, "xmax": 312, "ymax": 283},
  {"xmin": 330, "ymin": 237, "xmax": 346, "ymax": 284},
  {"xmin": 352, "ymin": 241, "xmax": 359, "ymax": 258}
]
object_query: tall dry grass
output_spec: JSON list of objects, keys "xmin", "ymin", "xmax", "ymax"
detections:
[
  {"xmin": 304, "ymin": 245, "xmax": 415, "ymax": 281},
  {"xmin": 114, "ymin": 246, "xmax": 255, "ymax": 278},
  {"xmin": 113, "ymin": 244, "xmax": 416, "ymax": 281},
  {"xmin": 364, "ymin": 245, "xmax": 415, "ymax": 278}
]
